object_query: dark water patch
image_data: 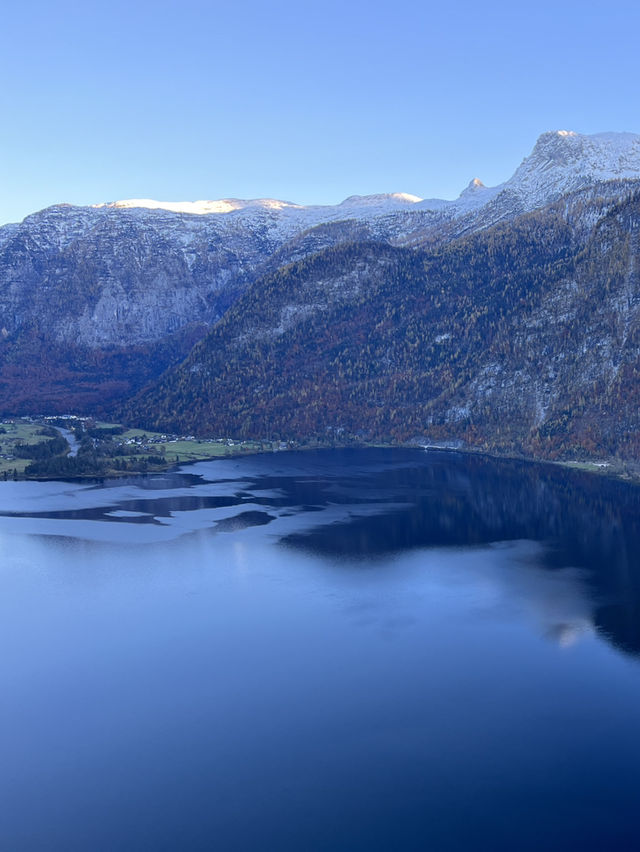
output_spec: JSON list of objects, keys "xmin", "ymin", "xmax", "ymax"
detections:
[
  {"xmin": 272, "ymin": 451, "xmax": 640, "ymax": 660},
  {"xmin": 0, "ymin": 506, "xmax": 163, "ymax": 524},
  {"xmin": 214, "ymin": 511, "xmax": 275, "ymax": 532},
  {"xmin": 279, "ymin": 450, "xmax": 640, "ymax": 564},
  {"xmin": 0, "ymin": 494, "xmax": 252, "ymax": 523},
  {"xmin": 85, "ymin": 472, "xmax": 207, "ymax": 491},
  {"xmin": 115, "ymin": 493, "xmax": 248, "ymax": 518}
]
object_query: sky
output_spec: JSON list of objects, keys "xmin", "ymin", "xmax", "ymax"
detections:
[{"xmin": 2, "ymin": 0, "xmax": 640, "ymax": 225}]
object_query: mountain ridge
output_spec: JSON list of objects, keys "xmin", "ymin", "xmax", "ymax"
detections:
[
  {"xmin": 82, "ymin": 130, "xmax": 640, "ymax": 224},
  {"xmin": 1, "ymin": 129, "xmax": 639, "ymax": 430}
]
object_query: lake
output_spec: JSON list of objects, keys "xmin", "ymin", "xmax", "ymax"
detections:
[{"xmin": 1, "ymin": 448, "xmax": 640, "ymax": 851}]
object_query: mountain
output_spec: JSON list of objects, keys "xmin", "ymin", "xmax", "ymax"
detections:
[
  {"xmin": 0, "ymin": 130, "xmax": 639, "ymax": 416},
  {"xmin": 123, "ymin": 183, "xmax": 640, "ymax": 463}
]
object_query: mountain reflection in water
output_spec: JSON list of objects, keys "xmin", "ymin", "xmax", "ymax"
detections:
[
  {"xmin": 275, "ymin": 450, "xmax": 640, "ymax": 659},
  {"xmin": 1, "ymin": 449, "xmax": 640, "ymax": 851},
  {"xmin": 2, "ymin": 448, "xmax": 638, "ymax": 659}
]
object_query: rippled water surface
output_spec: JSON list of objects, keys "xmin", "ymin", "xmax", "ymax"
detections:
[{"xmin": 1, "ymin": 448, "xmax": 640, "ymax": 851}]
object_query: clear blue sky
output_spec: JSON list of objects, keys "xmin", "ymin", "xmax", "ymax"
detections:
[{"xmin": 2, "ymin": 0, "xmax": 639, "ymax": 224}]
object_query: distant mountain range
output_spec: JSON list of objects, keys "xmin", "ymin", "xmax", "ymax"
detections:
[{"xmin": 1, "ymin": 130, "xmax": 640, "ymax": 463}]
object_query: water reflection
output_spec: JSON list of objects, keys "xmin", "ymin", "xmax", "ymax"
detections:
[
  {"xmin": 272, "ymin": 451, "xmax": 640, "ymax": 658},
  {"xmin": 1, "ymin": 449, "xmax": 640, "ymax": 850},
  {"xmin": 0, "ymin": 448, "xmax": 639, "ymax": 661}
]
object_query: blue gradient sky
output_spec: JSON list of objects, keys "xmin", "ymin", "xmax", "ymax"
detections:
[{"xmin": 2, "ymin": 0, "xmax": 639, "ymax": 224}]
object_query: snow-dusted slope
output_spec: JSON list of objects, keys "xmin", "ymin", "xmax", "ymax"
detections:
[
  {"xmin": 97, "ymin": 191, "xmax": 424, "ymax": 218},
  {"xmin": 0, "ymin": 130, "xmax": 639, "ymax": 353},
  {"xmin": 92, "ymin": 130, "xmax": 640, "ymax": 230},
  {"xmin": 465, "ymin": 130, "xmax": 640, "ymax": 227},
  {"xmin": 507, "ymin": 131, "xmax": 640, "ymax": 200},
  {"xmin": 395, "ymin": 130, "xmax": 640, "ymax": 244},
  {"xmin": 7, "ymin": 129, "xmax": 640, "ymax": 252},
  {"xmin": 88, "ymin": 191, "xmax": 428, "ymax": 247}
]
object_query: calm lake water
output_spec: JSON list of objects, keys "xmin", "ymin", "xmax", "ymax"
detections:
[{"xmin": 1, "ymin": 448, "xmax": 640, "ymax": 851}]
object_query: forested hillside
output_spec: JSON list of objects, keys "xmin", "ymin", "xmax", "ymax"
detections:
[{"xmin": 123, "ymin": 190, "xmax": 640, "ymax": 462}]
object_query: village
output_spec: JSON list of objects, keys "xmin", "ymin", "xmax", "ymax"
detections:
[{"xmin": 0, "ymin": 415, "xmax": 294, "ymax": 478}]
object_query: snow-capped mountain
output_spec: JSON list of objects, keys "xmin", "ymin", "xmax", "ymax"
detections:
[
  {"xmin": 87, "ymin": 130, "xmax": 640, "ymax": 238},
  {"xmin": 0, "ymin": 129, "xmax": 639, "ymax": 416},
  {"xmin": 508, "ymin": 131, "xmax": 640, "ymax": 198},
  {"xmin": 444, "ymin": 130, "xmax": 640, "ymax": 233},
  {"xmin": 5, "ymin": 129, "xmax": 639, "ymax": 253},
  {"xmin": 95, "ymin": 191, "xmax": 425, "ymax": 221}
]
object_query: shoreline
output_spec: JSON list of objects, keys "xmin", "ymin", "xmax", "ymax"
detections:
[{"xmin": 8, "ymin": 437, "xmax": 640, "ymax": 489}]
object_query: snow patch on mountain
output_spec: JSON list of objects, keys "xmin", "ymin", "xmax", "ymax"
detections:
[
  {"xmin": 85, "ymin": 131, "xmax": 640, "ymax": 239},
  {"xmin": 2, "ymin": 129, "xmax": 640, "ymax": 350},
  {"xmin": 93, "ymin": 192, "xmax": 426, "ymax": 237},
  {"xmin": 502, "ymin": 130, "xmax": 640, "ymax": 208}
]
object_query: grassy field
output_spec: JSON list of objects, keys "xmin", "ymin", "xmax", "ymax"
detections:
[
  {"xmin": 95, "ymin": 423, "xmax": 270, "ymax": 465},
  {"xmin": 0, "ymin": 420, "xmax": 61, "ymax": 476},
  {"xmin": 163, "ymin": 440, "xmax": 266, "ymax": 462},
  {"xmin": 2, "ymin": 417, "xmax": 284, "ymax": 479}
]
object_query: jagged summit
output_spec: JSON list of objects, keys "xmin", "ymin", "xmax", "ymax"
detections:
[
  {"xmin": 515, "ymin": 129, "xmax": 640, "ymax": 180},
  {"xmin": 459, "ymin": 178, "xmax": 488, "ymax": 197},
  {"xmin": 491, "ymin": 129, "xmax": 640, "ymax": 212}
]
